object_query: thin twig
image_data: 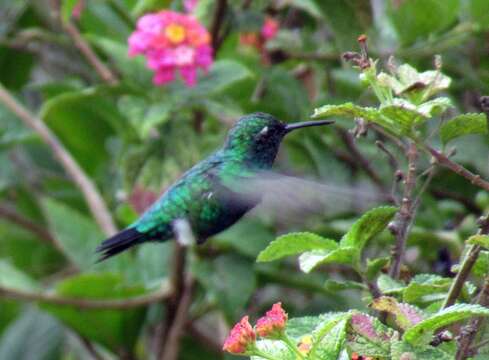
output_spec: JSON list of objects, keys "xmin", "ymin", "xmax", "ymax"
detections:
[
  {"xmin": 0, "ymin": 285, "xmax": 170, "ymax": 309},
  {"xmin": 50, "ymin": 1, "xmax": 118, "ymax": 85},
  {"xmin": 0, "ymin": 83, "xmax": 117, "ymax": 236},
  {"xmin": 158, "ymin": 220, "xmax": 195, "ymax": 360},
  {"xmin": 0, "ymin": 203, "xmax": 57, "ymax": 246},
  {"xmin": 210, "ymin": 0, "xmax": 228, "ymax": 52},
  {"xmin": 78, "ymin": 335, "xmax": 107, "ymax": 360},
  {"xmin": 422, "ymin": 144, "xmax": 489, "ymax": 192},
  {"xmin": 442, "ymin": 215, "xmax": 489, "ymax": 309},
  {"xmin": 161, "ymin": 278, "xmax": 193, "ymax": 360},
  {"xmin": 456, "ymin": 274, "xmax": 489, "ymax": 359},
  {"xmin": 388, "ymin": 141, "xmax": 418, "ymax": 279},
  {"xmin": 337, "ymin": 128, "xmax": 384, "ymax": 189}
]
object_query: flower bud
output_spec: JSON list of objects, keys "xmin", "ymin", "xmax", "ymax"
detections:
[
  {"xmin": 223, "ymin": 316, "xmax": 256, "ymax": 354},
  {"xmin": 255, "ymin": 302, "xmax": 288, "ymax": 338}
]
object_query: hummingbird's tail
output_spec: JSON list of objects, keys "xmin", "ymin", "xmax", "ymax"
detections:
[{"xmin": 96, "ymin": 228, "xmax": 146, "ymax": 261}]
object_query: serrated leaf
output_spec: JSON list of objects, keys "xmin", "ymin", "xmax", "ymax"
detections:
[
  {"xmin": 299, "ymin": 246, "xmax": 356, "ymax": 273},
  {"xmin": 377, "ymin": 274, "xmax": 405, "ymax": 295},
  {"xmin": 257, "ymin": 232, "xmax": 338, "ymax": 262},
  {"xmin": 467, "ymin": 234, "xmax": 489, "ymax": 248},
  {"xmin": 417, "ymin": 97, "xmax": 452, "ymax": 118},
  {"xmin": 390, "ymin": 340, "xmax": 454, "ymax": 360},
  {"xmin": 402, "ymin": 274, "xmax": 452, "ymax": 304},
  {"xmin": 252, "ymin": 340, "xmax": 294, "ymax": 360},
  {"xmin": 310, "ymin": 317, "xmax": 349, "ymax": 359},
  {"xmin": 311, "ymin": 102, "xmax": 389, "ymax": 127},
  {"xmin": 403, "ymin": 304, "xmax": 489, "ymax": 345},
  {"xmin": 340, "ymin": 206, "xmax": 397, "ymax": 249},
  {"xmin": 347, "ymin": 312, "xmax": 396, "ymax": 358},
  {"xmin": 285, "ymin": 316, "xmax": 325, "ymax": 339},
  {"xmin": 324, "ymin": 280, "xmax": 367, "ymax": 292},
  {"xmin": 440, "ymin": 113, "xmax": 488, "ymax": 145},
  {"xmin": 380, "ymin": 102, "xmax": 423, "ymax": 134},
  {"xmin": 371, "ymin": 296, "xmax": 425, "ymax": 330}
]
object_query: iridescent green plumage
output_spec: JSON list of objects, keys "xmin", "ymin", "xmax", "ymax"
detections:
[{"xmin": 97, "ymin": 113, "xmax": 333, "ymax": 260}]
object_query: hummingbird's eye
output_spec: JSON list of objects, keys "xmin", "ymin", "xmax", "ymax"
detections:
[{"xmin": 259, "ymin": 126, "xmax": 269, "ymax": 136}]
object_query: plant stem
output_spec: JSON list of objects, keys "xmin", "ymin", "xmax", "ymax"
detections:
[
  {"xmin": 0, "ymin": 284, "xmax": 170, "ymax": 309},
  {"xmin": 442, "ymin": 215, "xmax": 489, "ymax": 309},
  {"xmin": 281, "ymin": 334, "xmax": 305, "ymax": 360},
  {"xmin": 49, "ymin": 0, "xmax": 118, "ymax": 85},
  {"xmin": 0, "ymin": 82, "xmax": 117, "ymax": 236},
  {"xmin": 253, "ymin": 349, "xmax": 281, "ymax": 360},
  {"xmin": 210, "ymin": 0, "xmax": 228, "ymax": 53},
  {"xmin": 388, "ymin": 141, "xmax": 418, "ymax": 279},
  {"xmin": 456, "ymin": 275, "xmax": 489, "ymax": 359},
  {"xmin": 421, "ymin": 143, "xmax": 489, "ymax": 192}
]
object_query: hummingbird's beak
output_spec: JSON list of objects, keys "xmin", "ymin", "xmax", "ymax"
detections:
[{"xmin": 284, "ymin": 120, "xmax": 335, "ymax": 133}]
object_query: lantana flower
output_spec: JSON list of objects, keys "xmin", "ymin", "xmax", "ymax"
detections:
[
  {"xmin": 261, "ymin": 17, "xmax": 279, "ymax": 41},
  {"xmin": 128, "ymin": 10, "xmax": 213, "ymax": 87},
  {"xmin": 223, "ymin": 316, "xmax": 256, "ymax": 354},
  {"xmin": 255, "ymin": 302, "xmax": 288, "ymax": 338}
]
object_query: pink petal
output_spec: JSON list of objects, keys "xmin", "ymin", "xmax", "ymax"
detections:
[
  {"xmin": 180, "ymin": 66, "xmax": 197, "ymax": 87},
  {"xmin": 153, "ymin": 67, "xmax": 175, "ymax": 85}
]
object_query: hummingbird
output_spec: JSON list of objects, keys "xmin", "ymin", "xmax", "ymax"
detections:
[{"xmin": 96, "ymin": 113, "xmax": 333, "ymax": 260}]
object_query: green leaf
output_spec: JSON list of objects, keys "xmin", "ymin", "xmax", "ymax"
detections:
[
  {"xmin": 252, "ymin": 340, "xmax": 294, "ymax": 360},
  {"xmin": 288, "ymin": 0, "xmax": 324, "ymax": 19},
  {"xmin": 370, "ymin": 296, "xmax": 425, "ymax": 330},
  {"xmin": 40, "ymin": 198, "xmax": 131, "ymax": 273},
  {"xmin": 41, "ymin": 198, "xmax": 104, "ymax": 270},
  {"xmin": 473, "ymin": 250, "xmax": 489, "ymax": 278},
  {"xmin": 0, "ymin": 309, "xmax": 63, "ymax": 360},
  {"xmin": 186, "ymin": 60, "xmax": 253, "ymax": 96},
  {"xmin": 390, "ymin": 340, "xmax": 454, "ymax": 360},
  {"xmin": 117, "ymin": 95, "xmax": 171, "ymax": 139},
  {"xmin": 469, "ymin": 0, "xmax": 489, "ymax": 30},
  {"xmin": 324, "ymin": 280, "xmax": 367, "ymax": 292},
  {"xmin": 285, "ymin": 316, "xmax": 325, "ymax": 339},
  {"xmin": 41, "ymin": 273, "xmax": 147, "ymax": 353},
  {"xmin": 340, "ymin": 206, "xmax": 397, "ymax": 249},
  {"xmin": 402, "ymin": 274, "xmax": 452, "ymax": 304},
  {"xmin": 0, "ymin": 260, "xmax": 39, "ymax": 292},
  {"xmin": 366, "ymin": 257, "xmax": 390, "ymax": 281},
  {"xmin": 440, "ymin": 113, "xmax": 488, "ymax": 145},
  {"xmin": 40, "ymin": 87, "xmax": 123, "ymax": 175},
  {"xmin": 192, "ymin": 255, "xmax": 256, "ymax": 321},
  {"xmin": 387, "ymin": 0, "xmax": 460, "ymax": 46},
  {"xmin": 312, "ymin": 103, "xmax": 400, "ymax": 135},
  {"xmin": 309, "ymin": 315, "xmax": 350, "ymax": 359},
  {"xmin": 403, "ymin": 303, "xmax": 489, "ymax": 345},
  {"xmin": 347, "ymin": 312, "xmax": 396, "ymax": 358},
  {"xmin": 299, "ymin": 246, "xmax": 356, "ymax": 273},
  {"xmin": 467, "ymin": 234, "xmax": 489, "ymax": 248},
  {"xmin": 377, "ymin": 274, "xmax": 405, "ymax": 295},
  {"xmin": 61, "ymin": 0, "xmax": 78, "ymax": 22},
  {"xmin": 257, "ymin": 232, "xmax": 338, "ymax": 262},
  {"xmin": 88, "ymin": 36, "xmax": 153, "ymax": 86}
]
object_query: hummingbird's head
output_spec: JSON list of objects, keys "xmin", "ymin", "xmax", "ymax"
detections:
[{"xmin": 223, "ymin": 112, "xmax": 333, "ymax": 167}]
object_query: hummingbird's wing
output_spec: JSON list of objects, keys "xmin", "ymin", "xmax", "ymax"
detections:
[{"xmin": 227, "ymin": 171, "xmax": 387, "ymax": 222}]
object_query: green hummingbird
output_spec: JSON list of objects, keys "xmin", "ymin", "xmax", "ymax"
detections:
[{"xmin": 96, "ymin": 113, "xmax": 333, "ymax": 260}]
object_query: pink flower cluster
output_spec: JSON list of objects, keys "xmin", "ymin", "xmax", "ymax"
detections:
[
  {"xmin": 128, "ymin": 10, "xmax": 213, "ymax": 87},
  {"xmin": 223, "ymin": 303, "xmax": 288, "ymax": 355},
  {"xmin": 222, "ymin": 316, "xmax": 256, "ymax": 354},
  {"xmin": 255, "ymin": 302, "xmax": 288, "ymax": 338}
]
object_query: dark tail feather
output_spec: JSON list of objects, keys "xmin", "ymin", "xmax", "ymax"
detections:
[{"xmin": 96, "ymin": 228, "xmax": 145, "ymax": 262}]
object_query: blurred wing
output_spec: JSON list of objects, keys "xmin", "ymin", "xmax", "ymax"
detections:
[{"xmin": 229, "ymin": 171, "xmax": 386, "ymax": 222}]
